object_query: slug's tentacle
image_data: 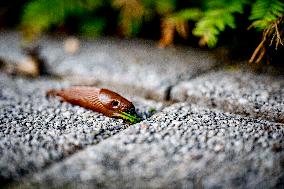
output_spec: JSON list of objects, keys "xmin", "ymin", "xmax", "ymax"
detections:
[{"xmin": 47, "ymin": 87, "xmax": 140, "ymax": 123}]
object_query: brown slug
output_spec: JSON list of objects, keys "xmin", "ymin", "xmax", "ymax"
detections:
[{"xmin": 47, "ymin": 87, "xmax": 140, "ymax": 123}]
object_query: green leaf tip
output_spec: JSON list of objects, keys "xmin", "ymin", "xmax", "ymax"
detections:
[{"xmin": 120, "ymin": 112, "xmax": 141, "ymax": 124}]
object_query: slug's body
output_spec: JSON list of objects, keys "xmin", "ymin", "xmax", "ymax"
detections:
[{"xmin": 47, "ymin": 87, "xmax": 140, "ymax": 123}]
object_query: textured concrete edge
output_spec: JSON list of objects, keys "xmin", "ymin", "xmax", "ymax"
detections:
[
  {"xmin": 0, "ymin": 73, "xmax": 166, "ymax": 183},
  {"xmin": 2, "ymin": 122, "xmax": 146, "ymax": 189},
  {"xmin": 170, "ymin": 69, "xmax": 284, "ymax": 124},
  {"xmin": 7, "ymin": 102, "xmax": 284, "ymax": 189},
  {"xmin": 1, "ymin": 104, "xmax": 175, "ymax": 189},
  {"xmin": 179, "ymin": 95, "xmax": 284, "ymax": 124}
]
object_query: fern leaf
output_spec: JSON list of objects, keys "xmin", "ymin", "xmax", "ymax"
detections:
[
  {"xmin": 249, "ymin": 0, "xmax": 284, "ymax": 30},
  {"xmin": 193, "ymin": 9, "xmax": 236, "ymax": 47},
  {"xmin": 21, "ymin": 0, "xmax": 103, "ymax": 39},
  {"xmin": 171, "ymin": 8, "xmax": 203, "ymax": 21},
  {"xmin": 192, "ymin": 0, "xmax": 246, "ymax": 47}
]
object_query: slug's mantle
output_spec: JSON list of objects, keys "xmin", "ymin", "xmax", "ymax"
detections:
[{"xmin": 47, "ymin": 87, "xmax": 141, "ymax": 124}]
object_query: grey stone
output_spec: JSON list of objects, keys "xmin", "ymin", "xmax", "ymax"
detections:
[
  {"xmin": 0, "ymin": 31, "xmax": 217, "ymax": 100},
  {"xmin": 22, "ymin": 103, "xmax": 284, "ymax": 189},
  {"xmin": 0, "ymin": 31, "xmax": 26, "ymax": 62},
  {"xmin": 0, "ymin": 73, "xmax": 163, "ymax": 181},
  {"xmin": 171, "ymin": 70, "xmax": 284, "ymax": 123}
]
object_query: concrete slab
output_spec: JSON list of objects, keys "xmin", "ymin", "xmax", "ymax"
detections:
[
  {"xmin": 171, "ymin": 70, "xmax": 284, "ymax": 123},
  {"xmin": 0, "ymin": 31, "xmax": 217, "ymax": 100},
  {"xmin": 0, "ymin": 73, "xmax": 163, "ymax": 181},
  {"xmin": 22, "ymin": 103, "xmax": 284, "ymax": 189}
]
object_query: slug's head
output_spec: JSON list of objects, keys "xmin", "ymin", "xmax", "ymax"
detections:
[{"xmin": 98, "ymin": 88, "xmax": 141, "ymax": 123}]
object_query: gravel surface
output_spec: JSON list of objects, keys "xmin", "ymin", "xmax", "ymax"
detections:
[
  {"xmin": 22, "ymin": 103, "xmax": 284, "ymax": 189},
  {"xmin": 0, "ymin": 73, "xmax": 163, "ymax": 182},
  {"xmin": 171, "ymin": 70, "xmax": 284, "ymax": 123},
  {"xmin": 0, "ymin": 31, "xmax": 217, "ymax": 100},
  {"xmin": 0, "ymin": 32, "xmax": 26, "ymax": 62},
  {"xmin": 1, "ymin": 31, "xmax": 284, "ymax": 189}
]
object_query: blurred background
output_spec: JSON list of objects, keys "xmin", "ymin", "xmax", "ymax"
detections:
[{"xmin": 0, "ymin": 0, "xmax": 283, "ymax": 65}]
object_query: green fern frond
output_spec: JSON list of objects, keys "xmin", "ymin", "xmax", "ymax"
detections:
[
  {"xmin": 204, "ymin": 0, "xmax": 246, "ymax": 13},
  {"xmin": 192, "ymin": 0, "xmax": 246, "ymax": 47},
  {"xmin": 249, "ymin": 0, "xmax": 284, "ymax": 30},
  {"xmin": 171, "ymin": 8, "xmax": 203, "ymax": 21},
  {"xmin": 21, "ymin": 0, "xmax": 104, "ymax": 39},
  {"xmin": 141, "ymin": 0, "xmax": 176, "ymax": 16},
  {"xmin": 154, "ymin": 0, "xmax": 176, "ymax": 15}
]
